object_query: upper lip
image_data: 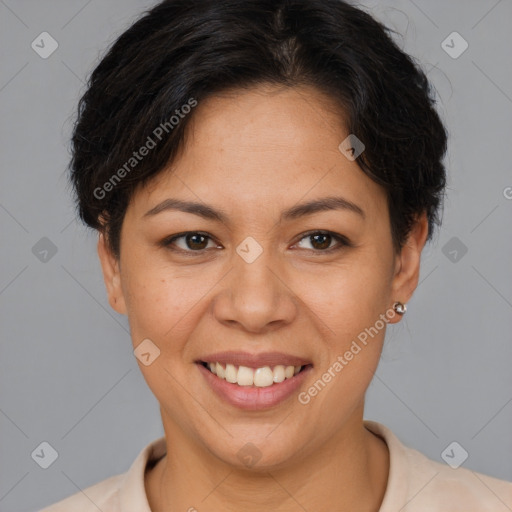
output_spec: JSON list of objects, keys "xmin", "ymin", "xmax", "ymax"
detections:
[{"xmin": 197, "ymin": 351, "xmax": 312, "ymax": 368}]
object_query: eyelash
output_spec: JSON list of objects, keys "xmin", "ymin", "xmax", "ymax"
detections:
[{"xmin": 160, "ymin": 230, "xmax": 352, "ymax": 255}]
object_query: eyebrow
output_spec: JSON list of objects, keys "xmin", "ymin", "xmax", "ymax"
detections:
[{"xmin": 143, "ymin": 196, "xmax": 365, "ymax": 223}]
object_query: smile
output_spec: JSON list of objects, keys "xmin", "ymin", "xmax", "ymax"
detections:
[
  {"xmin": 196, "ymin": 351, "xmax": 313, "ymax": 409},
  {"xmin": 201, "ymin": 361, "xmax": 308, "ymax": 388}
]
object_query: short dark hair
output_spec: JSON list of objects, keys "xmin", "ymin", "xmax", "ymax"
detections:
[{"xmin": 69, "ymin": 0, "xmax": 447, "ymax": 257}]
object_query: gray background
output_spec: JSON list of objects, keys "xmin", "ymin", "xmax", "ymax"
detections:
[{"xmin": 0, "ymin": 1, "xmax": 511, "ymax": 510}]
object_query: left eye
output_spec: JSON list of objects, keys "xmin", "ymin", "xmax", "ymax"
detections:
[{"xmin": 294, "ymin": 231, "xmax": 348, "ymax": 252}]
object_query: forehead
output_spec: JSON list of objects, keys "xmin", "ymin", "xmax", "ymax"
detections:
[{"xmin": 128, "ymin": 84, "xmax": 388, "ymax": 225}]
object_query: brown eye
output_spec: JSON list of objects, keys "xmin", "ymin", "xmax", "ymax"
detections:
[
  {"xmin": 184, "ymin": 233, "xmax": 209, "ymax": 250},
  {"xmin": 162, "ymin": 232, "xmax": 218, "ymax": 252},
  {"xmin": 309, "ymin": 233, "xmax": 332, "ymax": 250},
  {"xmin": 294, "ymin": 231, "xmax": 350, "ymax": 252}
]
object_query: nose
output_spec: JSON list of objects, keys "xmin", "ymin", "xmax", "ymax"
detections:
[{"xmin": 212, "ymin": 247, "xmax": 298, "ymax": 333}]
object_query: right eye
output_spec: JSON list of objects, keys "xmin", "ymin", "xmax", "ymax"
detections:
[{"xmin": 161, "ymin": 231, "xmax": 222, "ymax": 254}]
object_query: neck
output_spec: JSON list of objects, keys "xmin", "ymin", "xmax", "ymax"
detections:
[{"xmin": 145, "ymin": 409, "xmax": 389, "ymax": 512}]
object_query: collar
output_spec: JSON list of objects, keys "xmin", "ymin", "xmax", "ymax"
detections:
[{"xmin": 117, "ymin": 420, "xmax": 408, "ymax": 510}]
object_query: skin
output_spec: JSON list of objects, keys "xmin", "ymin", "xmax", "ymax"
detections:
[{"xmin": 97, "ymin": 84, "xmax": 428, "ymax": 511}]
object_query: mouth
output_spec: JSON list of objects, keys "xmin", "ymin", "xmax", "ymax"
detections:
[
  {"xmin": 195, "ymin": 351, "xmax": 313, "ymax": 409},
  {"xmin": 199, "ymin": 361, "xmax": 312, "ymax": 388}
]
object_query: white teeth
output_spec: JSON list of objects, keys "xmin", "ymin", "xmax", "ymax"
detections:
[
  {"xmin": 225, "ymin": 363, "xmax": 237, "ymax": 383},
  {"xmin": 205, "ymin": 362, "xmax": 303, "ymax": 388},
  {"xmin": 237, "ymin": 365, "xmax": 254, "ymax": 386},
  {"xmin": 215, "ymin": 362, "xmax": 225, "ymax": 379},
  {"xmin": 254, "ymin": 366, "xmax": 274, "ymax": 387},
  {"xmin": 273, "ymin": 365, "xmax": 285, "ymax": 383}
]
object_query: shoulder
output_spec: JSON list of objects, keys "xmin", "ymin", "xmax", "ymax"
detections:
[
  {"xmin": 37, "ymin": 435, "xmax": 166, "ymax": 512},
  {"xmin": 404, "ymin": 447, "xmax": 512, "ymax": 510},
  {"xmin": 37, "ymin": 473, "xmax": 124, "ymax": 512},
  {"xmin": 364, "ymin": 420, "xmax": 512, "ymax": 511}
]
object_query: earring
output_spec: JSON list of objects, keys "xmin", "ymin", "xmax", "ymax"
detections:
[{"xmin": 393, "ymin": 301, "xmax": 407, "ymax": 315}]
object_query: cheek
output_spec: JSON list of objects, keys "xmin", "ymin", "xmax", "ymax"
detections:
[
  {"xmin": 300, "ymin": 253, "xmax": 392, "ymax": 337},
  {"xmin": 120, "ymin": 262, "xmax": 212, "ymax": 351},
  {"xmin": 295, "ymin": 248, "xmax": 391, "ymax": 391},
  {"xmin": 301, "ymin": 288, "xmax": 388, "ymax": 418},
  {"xmin": 119, "ymin": 268, "xmax": 206, "ymax": 407}
]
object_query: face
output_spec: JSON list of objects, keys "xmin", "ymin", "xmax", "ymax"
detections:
[{"xmin": 98, "ymin": 84, "xmax": 427, "ymax": 470}]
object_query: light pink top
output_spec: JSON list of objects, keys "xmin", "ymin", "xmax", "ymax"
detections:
[{"xmin": 39, "ymin": 420, "xmax": 512, "ymax": 511}]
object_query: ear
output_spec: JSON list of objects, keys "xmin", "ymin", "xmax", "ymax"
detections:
[
  {"xmin": 387, "ymin": 212, "xmax": 429, "ymax": 324},
  {"xmin": 97, "ymin": 232, "xmax": 127, "ymax": 315}
]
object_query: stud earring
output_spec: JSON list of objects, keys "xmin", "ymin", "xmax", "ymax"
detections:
[{"xmin": 393, "ymin": 301, "xmax": 407, "ymax": 315}]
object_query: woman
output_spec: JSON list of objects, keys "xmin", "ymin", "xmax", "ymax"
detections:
[{"xmin": 40, "ymin": 0, "xmax": 512, "ymax": 510}]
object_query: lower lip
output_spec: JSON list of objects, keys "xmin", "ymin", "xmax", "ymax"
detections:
[{"xmin": 197, "ymin": 363, "xmax": 313, "ymax": 410}]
